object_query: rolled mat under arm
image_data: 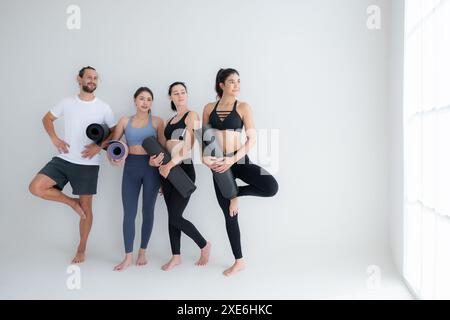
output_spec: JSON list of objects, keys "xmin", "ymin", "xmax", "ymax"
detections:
[
  {"xmin": 142, "ymin": 136, "xmax": 196, "ymax": 198},
  {"xmin": 86, "ymin": 123, "xmax": 111, "ymax": 146},
  {"xmin": 195, "ymin": 126, "xmax": 238, "ymax": 199}
]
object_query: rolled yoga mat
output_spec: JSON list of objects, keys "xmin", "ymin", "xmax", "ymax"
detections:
[
  {"xmin": 106, "ymin": 140, "xmax": 129, "ymax": 161},
  {"xmin": 86, "ymin": 123, "xmax": 111, "ymax": 146},
  {"xmin": 142, "ymin": 136, "xmax": 196, "ymax": 198},
  {"xmin": 195, "ymin": 126, "xmax": 238, "ymax": 199}
]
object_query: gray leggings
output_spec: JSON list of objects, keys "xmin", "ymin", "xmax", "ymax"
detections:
[{"xmin": 121, "ymin": 154, "xmax": 160, "ymax": 253}]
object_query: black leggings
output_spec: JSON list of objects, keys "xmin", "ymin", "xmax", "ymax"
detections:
[
  {"xmin": 213, "ymin": 155, "xmax": 278, "ymax": 259},
  {"xmin": 160, "ymin": 162, "xmax": 207, "ymax": 255}
]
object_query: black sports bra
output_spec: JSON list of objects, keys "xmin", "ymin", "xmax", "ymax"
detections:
[
  {"xmin": 208, "ymin": 100, "xmax": 243, "ymax": 131},
  {"xmin": 164, "ymin": 111, "xmax": 190, "ymax": 141}
]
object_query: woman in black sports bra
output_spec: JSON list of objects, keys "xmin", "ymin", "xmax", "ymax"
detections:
[
  {"xmin": 202, "ymin": 68, "xmax": 279, "ymax": 276},
  {"xmin": 149, "ymin": 82, "xmax": 211, "ymax": 271}
]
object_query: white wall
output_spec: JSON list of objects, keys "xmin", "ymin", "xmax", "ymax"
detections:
[
  {"xmin": 388, "ymin": 0, "xmax": 405, "ymax": 274},
  {"xmin": 0, "ymin": 0, "xmax": 395, "ymax": 268}
]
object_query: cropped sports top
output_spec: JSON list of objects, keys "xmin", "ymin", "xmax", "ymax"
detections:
[
  {"xmin": 124, "ymin": 114, "xmax": 156, "ymax": 146},
  {"xmin": 164, "ymin": 111, "xmax": 190, "ymax": 141},
  {"xmin": 208, "ymin": 100, "xmax": 243, "ymax": 131}
]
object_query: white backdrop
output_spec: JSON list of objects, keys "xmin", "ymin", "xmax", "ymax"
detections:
[{"xmin": 0, "ymin": 0, "xmax": 407, "ymax": 299}]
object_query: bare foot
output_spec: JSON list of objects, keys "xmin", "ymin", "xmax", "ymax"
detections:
[
  {"xmin": 223, "ymin": 259, "xmax": 245, "ymax": 276},
  {"xmin": 136, "ymin": 249, "xmax": 148, "ymax": 266},
  {"xmin": 70, "ymin": 198, "xmax": 86, "ymax": 219},
  {"xmin": 229, "ymin": 197, "xmax": 238, "ymax": 217},
  {"xmin": 71, "ymin": 251, "xmax": 85, "ymax": 264},
  {"xmin": 114, "ymin": 253, "xmax": 133, "ymax": 271},
  {"xmin": 161, "ymin": 255, "xmax": 181, "ymax": 271},
  {"xmin": 195, "ymin": 242, "xmax": 211, "ymax": 266}
]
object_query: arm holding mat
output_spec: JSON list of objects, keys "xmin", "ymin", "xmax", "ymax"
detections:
[
  {"xmin": 142, "ymin": 136, "xmax": 196, "ymax": 198},
  {"xmin": 195, "ymin": 126, "xmax": 238, "ymax": 199}
]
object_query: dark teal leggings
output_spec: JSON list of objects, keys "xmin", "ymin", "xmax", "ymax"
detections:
[{"xmin": 121, "ymin": 154, "xmax": 160, "ymax": 253}]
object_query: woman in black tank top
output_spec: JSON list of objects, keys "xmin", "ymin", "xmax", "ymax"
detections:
[
  {"xmin": 202, "ymin": 68, "xmax": 279, "ymax": 277},
  {"xmin": 149, "ymin": 82, "xmax": 211, "ymax": 271}
]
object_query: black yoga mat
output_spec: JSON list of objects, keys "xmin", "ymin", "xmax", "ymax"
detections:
[
  {"xmin": 86, "ymin": 123, "xmax": 111, "ymax": 146},
  {"xmin": 142, "ymin": 136, "xmax": 196, "ymax": 198},
  {"xmin": 195, "ymin": 126, "xmax": 238, "ymax": 199}
]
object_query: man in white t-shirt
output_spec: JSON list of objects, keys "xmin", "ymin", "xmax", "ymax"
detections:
[{"xmin": 29, "ymin": 66, "xmax": 116, "ymax": 264}]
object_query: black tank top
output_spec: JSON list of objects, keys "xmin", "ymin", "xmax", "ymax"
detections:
[
  {"xmin": 164, "ymin": 111, "xmax": 190, "ymax": 140},
  {"xmin": 208, "ymin": 100, "xmax": 243, "ymax": 131}
]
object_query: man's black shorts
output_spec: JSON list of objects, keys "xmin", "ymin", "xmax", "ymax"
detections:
[{"xmin": 38, "ymin": 157, "xmax": 100, "ymax": 195}]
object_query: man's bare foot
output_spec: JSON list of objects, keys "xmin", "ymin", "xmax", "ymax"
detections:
[
  {"xmin": 195, "ymin": 242, "xmax": 211, "ymax": 266},
  {"xmin": 70, "ymin": 198, "xmax": 86, "ymax": 219},
  {"xmin": 114, "ymin": 253, "xmax": 133, "ymax": 271},
  {"xmin": 223, "ymin": 259, "xmax": 245, "ymax": 276},
  {"xmin": 161, "ymin": 255, "xmax": 181, "ymax": 271},
  {"xmin": 136, "ymin": 249, "xmax": 148, "ymax": 266},
  {"xmin": 229, "ymin": 197, "xmax": 238, "ymax": 217},
  {"xmin": 71, "ymin": 251, "xmax": 85, "ymax": 264}
]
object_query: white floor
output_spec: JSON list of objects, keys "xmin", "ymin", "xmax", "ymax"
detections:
[{"xmin": 0, "ymin": 241, "xmax": 412, "ymax": 300}]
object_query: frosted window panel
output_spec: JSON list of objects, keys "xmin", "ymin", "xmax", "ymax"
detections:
[
  {"xmin": 422, "ymin": 0, "xmax": 442, "ymax": 17},
  {"xmin": 406, "ymin": 0, "xmax": 424, "ymax": 34},
  {"xmin": 436, "ymin": 109, "xmax": 450, "ymax": 216},
  {"xmin": 405, "ymin": 116, "xmax": 422, "ymax": 202},
  {"xmin": 404, "ymin": 202, "xmax": 423, "ymax": 295},
  {"xmin": 435, "ymin": 214, "xmax": 450, "ymax": 299},
  {"xmin": 405, "ymin": 0, "xmax": 443, "ymax": 34},
  {"xmin": 420, "ymin": 207, "xmax": 437, "ymax": 299},
  {"xmin": 403, "ymin": 0, "xmax": 450, "ymax": 300},
  {"xmin": 421, "ymin": 17, "xmax": 437, "ymax": 112},
  {"xmin": 436, "ymin": 1, "xmax": 450, "ymax": 107},
  {"xmin": 404, "ymin": 30, "xmax": 423, "ymax": 116},
  {"xmin": 421, "ymin": 113, "xmax": 437, "ymax": 208}
]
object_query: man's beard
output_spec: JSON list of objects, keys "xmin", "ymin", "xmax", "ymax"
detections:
[{"xmin": 82, "ymin": 84, "xmax": 97, "ymax": 93}]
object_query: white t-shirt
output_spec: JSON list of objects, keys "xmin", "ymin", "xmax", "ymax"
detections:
[{"xmin": 50, "ymin": 95, "xmax": 116, "ymax": 165}]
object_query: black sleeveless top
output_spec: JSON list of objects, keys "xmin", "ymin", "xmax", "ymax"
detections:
[
  {"xmin": 164, "ymin": 111, "xmax": 190, "ymax": 140},
  {"xmin": 208, "ymin": 100, "xmax": 243, "ymax": 131}
]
